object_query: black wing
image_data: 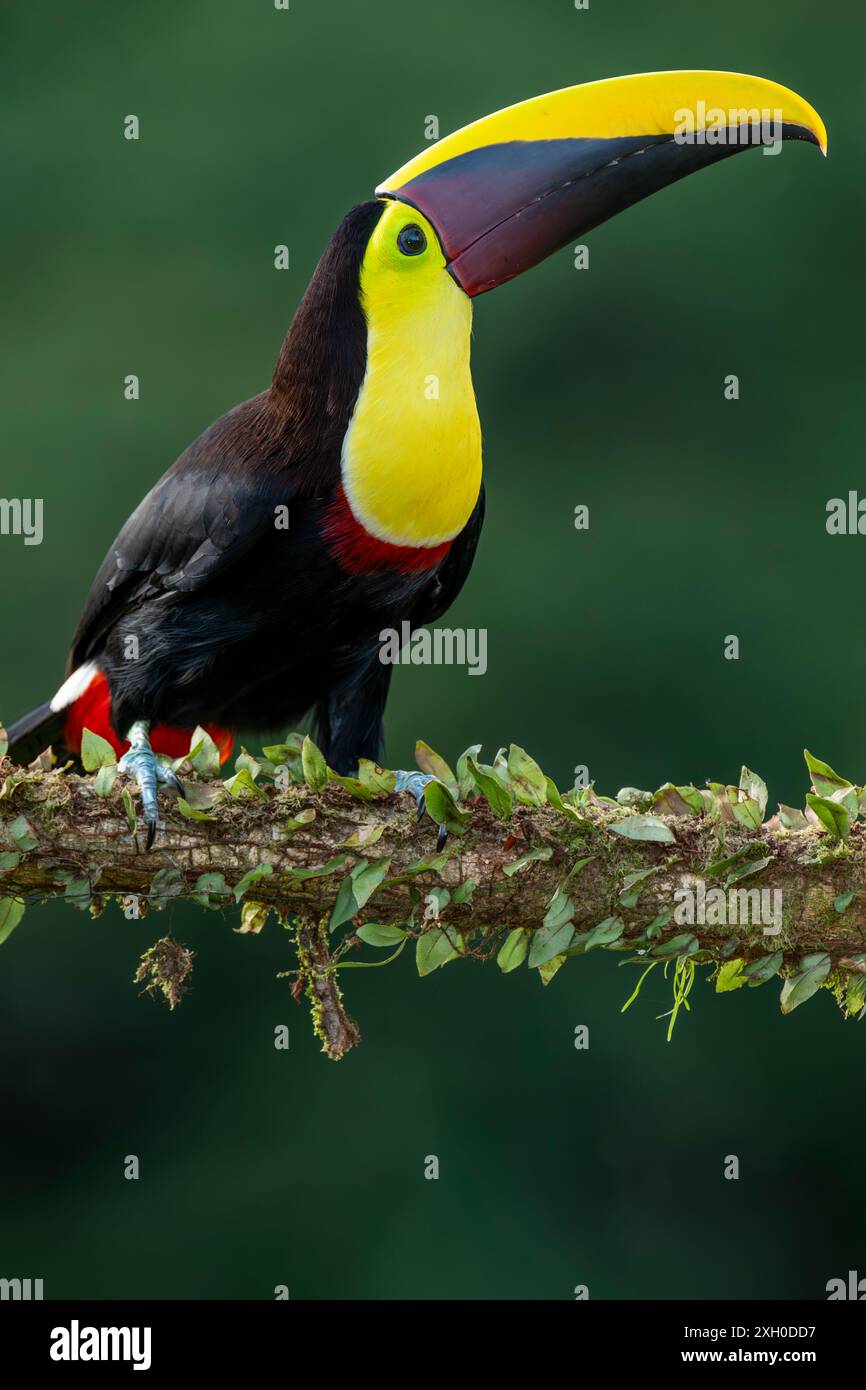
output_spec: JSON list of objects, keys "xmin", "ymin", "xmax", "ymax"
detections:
[{"xmin": 68, "ymin": 396, "xmax": 306, "ymax": 672}]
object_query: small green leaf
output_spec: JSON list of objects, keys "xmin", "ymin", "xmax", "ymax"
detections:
[
  {"xmin": 806, "ymin": 793, "xmax": 850, "ymax": 840},
  {"xmin": 583, "ymin": 916, "xmax": 624, "ymax": 951},
  {"xmin": 176, "ymin": 797, "xmax": 216, "ymax": 822},
  {"xmin": 742, "ymin": 951, "xmax": 783, "ymax": 985},
  {"xmin": 416, "ymin": 926, "xmax": 461, "ymax": 976},
  {"xmin": 234, "ymin": 749, "xmax": 261, "ymax": 781},
  {"xmin": 415, "ymin": 741, "xmax": 458, "ymax": 796},
  {"xmin": 452, "ymin": 877, "xmax": 476, "ymax": 905},
  {"xmin": 357, "ymin": 923, "xmax": 407, "ymax": 947},
  {"xmin": 542, "ymin": 886, "xmax": 574, "ymax": 931},
  {"xmin": 739, "ymin": 767, "xmax": 768, "ymax": 819},
  {"xmin": 236, "ymin": 901, "xmax": 270, "ymax": 934},
  {"xmin": 466, "ymin": 757, "xmax": 513, "ymax": 818},
  {"xmin": 780, "ymin": 952, "xmax": 831, "ymax": 1013},
  {"xmin": 399, "ymin": 851, "xmax": 450, "ymax": 879},
  {"xmin": 0, "ymin": 725, "xmax": 7, "ymax": 759},
  {"xmin": 653, "ymin": 783, "xmax": 703, "ymax": 817},
  {"xmin": 0, "ymin": 895, "xmax": 25, "ymax": 944},
  {"xmin": 301, "ymin": 735, "xmax": 328, "ymax": 791},
  {"xmin": 193, "ymin": 871, "xmax": 230, "ymax": 907},
  {"xmin": 81, "ymin": 728, "xmax": 117, "ymax": 772},
  {"xmin": 529, "ymin": 917, "xmax": 575, "ymax": 968},
  {"xmin": 291, "ymin": 855, "xmax": 350, "ymax": 882},
  {"xmin": 327, "ymin": 772, "xmax": 373, "ymax": 800},
  {"xmin": 835, "ymin": 891, "xmax": 855, "ymax": 914},
  {"xmin": 731, "ymin": 795, "xmax": 763, "ymax": 831},
  {"xmin": 150, "ymin": 866, "xmax": 184, "ymax": 903},
  {"xmin": 497, "ymin": 928, "xmax": 529, "ymax": 973},
  {"xmin": 504, "ymin": 846, "xmax": 553, "ymax": 876},
  {"xmin": 341, "ymin": 822, "xmax": 384, "ymax": 849},
  {"xmin": 703, "ymin": 845, "xmax": 752, "ymax": 878},
  {"xmin": 537, "ymin": 953, "xmax": 567, "ymax": 985},
  {"xmin": 716, "ymin": 958, "xmax": 748, "ymax": 993},
  {"xmin": 804, "ymin": 749, "xmax": 852, "ymax": 799},
  {"xmin": 9, "ymin": 815, "xmax": 37, "ymax": 852},
  {"xmin": 778, "ymin": 804, "xmax": 809, "ymax": 831},
  {"xmin": 506, "ymin": 744, "xmax": 547, "ymax": 806},
  {"xmin": 329, "ymin": 858, "xmax": 391, "ymax": 931},
  {"xmin": 456, "ymin": 744, "xmax": 482, "ymax": 799},
  {"xmin": 616, "ymin": 787, "xmax": 653, "ymax": 810},
  {"xmin": 188, "ymin": 726, "xmax": 222, "ymax": 779},
  {"xmin": 564, "ymin": 855, "xmax": 595, "ymax": 883},
  {"xmin": 724, "ymin": 855, "xmax": 773, "ymax": 889},
  {"xmin": 423, "ymin": 779, "xmax": 470, "ymax": 834},
  {"xmin": 121, "ymin": 787, "xmax": 136, "ymax": 833},
  {"xmin": 832, "ymin": 787, "xmax": 859, "ymax": 819},
  {"xmin": 351, "ymin": 858, "xmax": 391, "ymax": 909},
  {"xmin": 846, "ymin": 973, "xmax": 866, "ymax": 1017},
  {"xmin": 631, "ymin": 907, "xmax": 672, "ymax": 944},
  {"xmin": 650, "ymin": 933, "xmax": 699, "ymax": 959},
  {"xmin": 224, "ymin": 767, "xmax": 265, "ymax": 799},
  {"xmin": 618, "ymin": 867, "xmax": 656, "ymax": 908},
  {"xmin": 0, "ymin": 851, "xmax": 20, "ymax": 870},
  {"xmin": 262, "ymin": 741, "xmax": 302, "ymax": 765},
  {"xmin": 0, "ymin": 771, "xmax": 27, "ymax": 800},
  {"xmin": 232, "ymin": 863, "xmax": 273, "ymax": 902},
  {"xmin": 56, "ymin": 872, "xmax": 91, "ymax": 911},
  {"xmin": 544, "ymin": 778, "xmax": 582, "ymax": 821},
  {"xmin": 358, "ymin": 760, "xmax": 396, "ymax": 797},
  {"xmin": 93, "ymin": 763, "xmax": 118, "ymax": 797},
  {"xmin": 610, "ymin": 814, "xmax": 675, "ymax": 844}
]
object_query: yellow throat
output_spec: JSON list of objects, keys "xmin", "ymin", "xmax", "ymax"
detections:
[{"xmin": 341, "ymin": 201, "xmax": 483, "ymax": 549}]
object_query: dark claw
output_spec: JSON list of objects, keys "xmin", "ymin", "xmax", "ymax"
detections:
[{"xmin": 163, "ymin": 770, "xmax": 185, "ymax": 798}]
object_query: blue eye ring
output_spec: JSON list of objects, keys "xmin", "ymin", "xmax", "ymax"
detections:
[{"xmin": 397, "ymin": 222, "xmax": 427, "ymax": 256}]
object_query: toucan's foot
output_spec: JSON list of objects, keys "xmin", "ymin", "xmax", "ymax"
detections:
[
  {"xmin": 118, "ymin": 721, "xmax": 185, "ymax": 851},
  {"xmin": 394, "ymin": 771, "xmax": 447, "ymax": 851}
]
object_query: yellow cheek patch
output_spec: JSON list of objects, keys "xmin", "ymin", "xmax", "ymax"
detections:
[{"xmin": 341, "ymin": 203, "xmax": 482, "ymax": 549}]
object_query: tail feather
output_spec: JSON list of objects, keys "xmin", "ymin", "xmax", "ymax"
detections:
[{"xmin": 6, "ymin": 703, "xmax": 65, "ymax": 766}]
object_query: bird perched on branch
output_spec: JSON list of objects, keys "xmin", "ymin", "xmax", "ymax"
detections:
[{"xmin": 8, "ymin": 71, "xmax": 826, "ymax": 845}]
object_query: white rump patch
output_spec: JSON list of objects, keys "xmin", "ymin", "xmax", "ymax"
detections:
[{"xmin": 49, "ymin": 661, "xmax": 99, "ymax": 712}]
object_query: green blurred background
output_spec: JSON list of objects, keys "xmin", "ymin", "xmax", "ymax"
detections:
[{"xmin": 1, "ymin": 0, "xmax": 862, "ymax": 1299}]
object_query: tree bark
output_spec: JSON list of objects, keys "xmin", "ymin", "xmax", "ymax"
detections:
[{"xmin": 2, "ymin": 756, "xmax": 864, "ymax": 1058}]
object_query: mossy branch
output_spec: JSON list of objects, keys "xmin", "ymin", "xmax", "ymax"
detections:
[{"xmin": 2, "ymin": 737, "xmax": 866, "ymax": 1058}]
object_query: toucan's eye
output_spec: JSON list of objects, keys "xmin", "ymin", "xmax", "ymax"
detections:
[{"xmin": 397, "ymin": 223, "xmax": 427, "ymax": 257}]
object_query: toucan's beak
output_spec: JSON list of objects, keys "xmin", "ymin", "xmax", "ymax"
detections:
[{"xmin": 376, "ymin": 71, "xmax": 826, "ymax": 297}]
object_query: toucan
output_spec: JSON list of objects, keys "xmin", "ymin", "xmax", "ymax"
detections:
[{"xmin": 7, "ymin": 71, "xmax": 826, "ymax": 846}]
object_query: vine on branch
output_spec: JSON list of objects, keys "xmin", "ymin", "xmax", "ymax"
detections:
[{"xmin": 1, "ymin": 724, "xmax": 865, "ymax": 1059}]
